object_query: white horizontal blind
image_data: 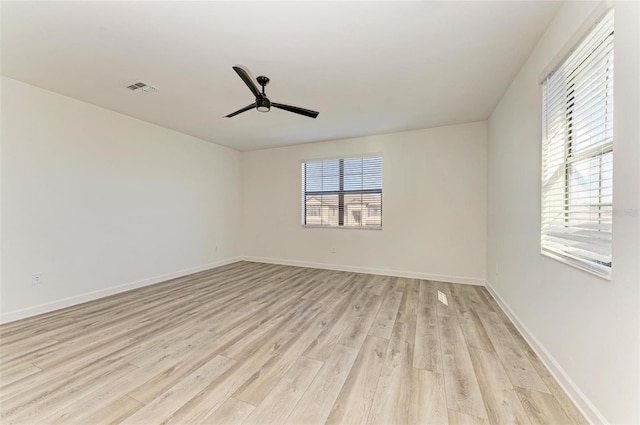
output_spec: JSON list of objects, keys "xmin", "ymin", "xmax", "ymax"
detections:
[
  {"xmin": 302, "ymin": 155, "xmax": 382, "ymax": 228},
  {"xmin": 541, "ymin": 9, "xmax": 614, "ymax": 277}
]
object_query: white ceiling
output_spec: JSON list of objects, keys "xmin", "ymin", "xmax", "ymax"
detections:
[{"xmin": 1, "ymin": 1, "xmax": 561, "ymax": 151}]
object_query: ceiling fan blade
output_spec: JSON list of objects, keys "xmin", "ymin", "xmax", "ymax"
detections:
[
  {"xmin": 232, "ymin": 66, "xmax": 262, "ymax": 99},
  {"xmin": 271, "ymin": 103, "xmax": 319, "ymax": 119},
  {"xmin": 225, "ymin": 103, "xmax": 256, "ymax": 118}
]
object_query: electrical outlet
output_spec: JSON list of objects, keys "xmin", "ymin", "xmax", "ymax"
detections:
[
  {"xmin": 331, "ymin": 247, "xmax": 336, "ymax": 254},
  {"xmin": 32, "ymin": 273, "xmax": 43, "ymax": 285}
]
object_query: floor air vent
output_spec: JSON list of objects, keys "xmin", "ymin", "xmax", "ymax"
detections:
[{"xmin": 126, "ymin": 81, "xmax": 157, "ymax": 94}]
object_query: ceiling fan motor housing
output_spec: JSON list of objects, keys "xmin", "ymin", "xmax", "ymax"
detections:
[{"xmin": 256, "ymin": 96, "xmax": 271, "ymax": 112}]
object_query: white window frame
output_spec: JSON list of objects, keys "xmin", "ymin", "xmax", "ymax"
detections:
[
  {"xmin": 540, "ymin": 9, "xmax": 614, "ymax": 279},
  {"xmin": 301, "ymin": 154, "xmax": 383, "ymax": 230}
]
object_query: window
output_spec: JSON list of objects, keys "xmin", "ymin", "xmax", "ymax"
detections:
[
  {"xmin": 302, "ymin": 155, "xmax": 382, "ymax": 228},
  {"xmin": 541, "ymin": 9, "xmax": 614, "ymax": 278}
]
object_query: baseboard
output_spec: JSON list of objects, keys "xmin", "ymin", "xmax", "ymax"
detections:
[
  {"xmin": 1, "ymin": 255, "xmax": 484, "ymax": 322},
  {"xmin": 484, "ymin": 279, "xmax": 607, "ymax": 425},
  {"xmin": 0, "ymin": 257, "xmax": 243, "ymax": 324},
  {"xmin": 242, "ymin": 256, "xmax": 486, "ymax": 286}
]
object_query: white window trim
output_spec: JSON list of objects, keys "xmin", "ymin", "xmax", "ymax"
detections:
[
  {"xmin": 301, "ymin": 154, "xmax": 383, "ymax": 230},
  {"xmin": 537, "ymin": 2, "xmax": 610, "ymax": 84},
  {"xmin": 540, "ymin": 8, "xmax": 614, "ymax": 280}
]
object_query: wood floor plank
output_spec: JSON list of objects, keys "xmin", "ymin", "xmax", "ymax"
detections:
[
  {"xmin": 478, "ymin": 312, "xmax": 550, "ymax": 394},
  {"xmin": 74, "ymin": 395, "xmax": 144, "ymax": 425},
  {"xmin": 0, "ymin": 338, "xmax": 61, "ymax": 365},
  {"xmin": 303, "ymin": 275, "xmax": 369, "ymax": 361},
  {"xmin": 416, "ymin": 280, "xmax": 438, "ymax": 324},
  {"xmin": 391, "ymin": 278, "xmax": 419, "ymax": 346},
  {"xmin": 284, "ymin": 344, "xmax": 359, "ymax": 425},
  {"xmin": 449, "ymin": 285, "xmax": 495, "ymax": 352},
  {"xmin": 367, "ymin": 278, "xmax": 421, "ymax": 425},
  {"xmin": 121, "ymin": 356, "xmax": 234, "ymax": 424},
  {"xmin": 438, "ymin": 315, "xmax": 488, "ymax": 419},
  {"xmin": 243, "ymin": 356, "xmax": 323, "ymax": 425},
  {"xmin": 125, "ymin": 323, "xmax": 218, "ymax": 369},
  {"xmin": 469, "ymin": 347, "xmax": 531, "ymax": 425},
  {"xmin": 368, "ymin": 274, "xmax": 391, "ymax": 296},
  {"xmin": 2, "ymin": 362, "xmax": 138, "ymax": 425},
  {"xmin": 231, "ymin": 315, "xmax": 326, "ymax": 406},
  {"xmin": 499, "ymin": 321, "xmax": 589, "ymax": 425},
  {"xmin": 124, "ymin": 283, "xmax": 328, "ymax": 407},
  {"xmin": 448, "ymin": 409, "xmax": 491, "ymax": 425},
  {"xmin": 409, "ymin": 368, "xmax": 448, "ymax": 425},
  {"xmin": 457, "ymin": 309, "xmax": 496, "ymax": 352},
  {"xmin": 160, "ymin": 328, "xmax": 312, "ymax": 424},
  {"xmin": 475, "ymin": 287, "xmax": 519, "ymax": 335},
  {"xmin": 338, "ymin": 292, "xmax": 384, "ymax": 350},
  {"xmin": 366, "ymin": 340, "xmax": 413, "ymax": 425},
  {"xmin": 514, "ymin": 386, "xmax": 576, "ymax": 425},
  {"xmin": 200, "ymin": 397, "xmax": 255, "ymax": 425},
  {"xmin": 0, "ymin": 318, "xmax": 76, "ymax": 347},
  {"xmin": 368, "ymin": 289, "xmax": 403, "ymax": 339},
  {"xmin": 232, "ymin": 285, "xmax": 344, "ymax": 406},
  {"xmin": 476, "ymin": 288, "xmax": 587, "ymax": 424},
  {"xmin": 125, "ymin": 347, "xmax": 233, "ymax": 406},
  {"xmin": 0, "ymin": 362, "xmax": 42, "ymax": 388},
  {"xmin": 326, "ymin": 335, "xmax": 388, "ymax": 425},
  {"xmin": 1, "ymin": 340, "xmax": 133, "ymax": 400},
  {"xmin": 0, "ymin": 262, "xmax": 586, "ymax": 425},
  {"xmin": 457, "ymin": 284, "xmax": 495, "ymax": 314},
  {"xmin": 414, "ymin": 280, "xmax": 442, "ymax": 372},
  {"xmin": 39, "ymin": 356, "xmax": 194, "ymax": 424},
  {"xmin": 46, "ymin": 350, "xmax": 203, "ymax": 425},
  {"xmin": 220, "ymin": 280, "xmax": 333, "ymax": 360},
  {"xmin": 414, "ymin": 323, "xmax": 442, "ymax": 372}
]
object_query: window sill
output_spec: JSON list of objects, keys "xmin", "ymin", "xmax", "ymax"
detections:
[
  {"xmin": 540, "ymin": 250, "xmax": 612, "ymax": 281},
  {"xmin": 302, "ymin": 225, "xmax": 382, "ymax": 231}
]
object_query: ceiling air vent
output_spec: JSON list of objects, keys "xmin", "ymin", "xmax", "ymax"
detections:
[{"xmin": 126, "ymin": 81, "xmax": 157, "ymax": 94}]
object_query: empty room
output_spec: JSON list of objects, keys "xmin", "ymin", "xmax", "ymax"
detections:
[{"xmin": 1, "ymin": 1, "xmax": 638, "ymax": 424}]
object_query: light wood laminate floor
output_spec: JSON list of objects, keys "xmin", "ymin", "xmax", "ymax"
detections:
[{"xmin": 0, "ymin": 261, "xmax": 587, "ymax": 425}]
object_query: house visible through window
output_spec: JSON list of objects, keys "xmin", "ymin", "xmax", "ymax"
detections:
[
  {"xmin": 302, "ymin": 155, "xmax": 382, "ymax": 228},
  {"xmin": 541, "ymin": 9, "xmax": 614, "ymax": 278}
]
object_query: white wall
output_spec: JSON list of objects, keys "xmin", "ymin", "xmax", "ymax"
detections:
[
  {"xmin": 0, "ymin": 77, "xmax": 242, "ymax": 322},
  {"xmin": 3, "ymin": 3, "xmax": 637, "ymax": 421},
  {"xmin": 242, "ymin": 122, "xmax": 488, "ymax": 284},
  {"xmin": 486, "ymin": 2, "xmax": 639, "ymax": 424}
]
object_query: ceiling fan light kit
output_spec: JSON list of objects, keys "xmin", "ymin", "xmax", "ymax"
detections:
[
  {"xmin": 225, "ymin": 66, "xmax": 319, "ymax": 119},
  {"xmin": 256, "ymin": 97, "xmax": 271, "ymax": 113}
]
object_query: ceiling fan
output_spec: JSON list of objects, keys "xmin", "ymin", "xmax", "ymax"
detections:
[{"xmin": 225, "ymin": 66, "xmax": 319, "ymax": 119}]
